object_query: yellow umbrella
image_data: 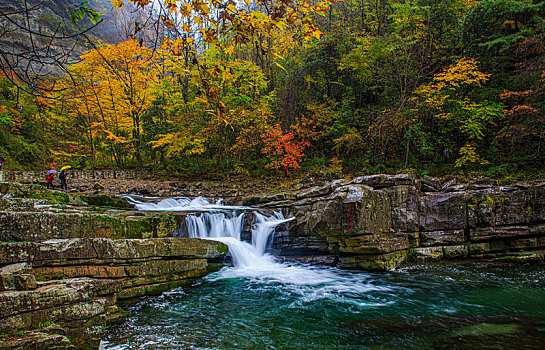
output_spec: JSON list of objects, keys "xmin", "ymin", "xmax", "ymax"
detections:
[{"xmin": 60, "ymin": 165, "xmax": 71, "ymax": 171}]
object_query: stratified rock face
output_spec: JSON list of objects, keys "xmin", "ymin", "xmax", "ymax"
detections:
[
  {"xmin": 0, "ymin": 329, "xmax": 75, "ymax": 350},
  {"xmin": 0, "ymin": 183, "xmax": 180, "ymax": 242},
  {"xmin": 248, "ymin": 175, "xmax": 545, "ymax": 270},
  {"xmin": 0, "ymin": 238, "xmax": 227, "ymax": 299},
  {"xmin": 0, "ymin": 278, "xmax": 121, "ymax": 347},
  {"xmin": 0, "ymin": 238, "xmax": 227, "ymax": 349}
]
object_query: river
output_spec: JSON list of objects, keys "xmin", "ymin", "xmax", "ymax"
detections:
[{"xmin": 101, "ymin": 197, "xmax": 545, "ymax": 349}]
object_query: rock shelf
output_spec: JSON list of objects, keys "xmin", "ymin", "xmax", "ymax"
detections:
[{"xmin": 0, "ymin": 183, "xmax": 226, "ymax": 349}]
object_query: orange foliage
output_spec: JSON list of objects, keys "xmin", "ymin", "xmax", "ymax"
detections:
[{"xmin": 262, "ymin": 125, "xmax": 310, "ymax": 171}]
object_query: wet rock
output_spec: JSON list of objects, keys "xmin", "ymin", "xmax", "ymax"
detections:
[
  {"xmin": 468, "ymin": 185, "xmax": 545, "ymax": 228},
  {"xmin": 420, "ymin": 230, "xmax": 466, "ymax": 247},
  {"xmin": 296, "ymin": 185, "xmax": 332, "ymax": 199},
  {"xmin": 350, "ymin": 174, "xmax": 396, "ymax": 188},
  {"xmin": 137, "ymin": 188, "xmax": 151, "ymax": 196},
  {"xmin": 338, "ymin": 250, "xmax": 409, "ymax": 270},
  {"xmin": 413, "ymin": 246, "xmax": 444, "ymax": 260},
  {"xmin": 13, "ymin": 274, "xmax": 37, "ymax": 291},
  {"xmin": 420, "ymin": 175, "xmax": 442, "ymax": 192},
  {"xmin": 0, "ymin": 237, "xmax": 227, "ymax": 349},
  {"xmin": 0, "ymin": 210, "xmax": 182, "ymax": 242},
  {"xmin": 0, "ymin": 238, "xmax": 227, "ymax": 266},
  {"xmin": 0, "ymin": 277, "xmax": 121, "ymax": 348},
  {"xmin": 262, "ymin": 175, "xmax": 545, "ymax": 270},
  {"xmin": 470, "ymin": 226, "xmax": 530, "ymax": 242},
  {"xmin": 384, "ymin": 185, "xmax": 419, "ymax": 233},
  {"xmin": 277, "ymin": 255, "xmax": 337, "ymax": 266},
  {"xmin": 418, "ymin": 192, "xmax": 466, "ymax": 231}
]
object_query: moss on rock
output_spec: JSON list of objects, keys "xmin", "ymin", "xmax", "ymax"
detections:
[{"xmin": 79, "ymin": 194, "xmax": 132, "ymax": 209}]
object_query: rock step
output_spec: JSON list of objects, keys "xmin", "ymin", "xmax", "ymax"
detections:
[{"xmin": 0, "ymin": 238, "xmax": 228, "ymax": 349}]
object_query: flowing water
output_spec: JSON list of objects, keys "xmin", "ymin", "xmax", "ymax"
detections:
[{"xmin": 102, "ymin": 197, "xmax": 545, "ymax": 350}]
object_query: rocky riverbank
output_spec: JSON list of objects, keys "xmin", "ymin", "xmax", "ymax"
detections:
[
  {"xmin": 1, "ymin": 170, "xmax": 291, "ymax": 199},
  {"xmin": 243, "ymin": 174, "xmax": 545, "ymax": 270},
  {"xmin": 2, "ymin": 173, "xmax": 545, "ymax": 348},
  {"xmin": 0, "ymin": 183, "xmax": 227, "ymax": 350}
]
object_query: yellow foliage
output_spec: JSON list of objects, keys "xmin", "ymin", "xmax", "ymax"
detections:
[
  {"xmin": 415, "ymin": 57, "xmax": 500, "ymax": 168},
  {"xmin": 150, "ymin": 132, "xmax": 206, "ymax": 156},
  {"xmin": 455, "ymin": 142, "xmax": 489, "ymax": 168},
  {"xmin": 48, "ymin": 39, "xmax": 167, "ymax": 164},
  {"xmin": 416, "ymin": 57, "xmax": 489, "ymax": 109},
  {"xmin": 110, "ymin": 0, "xmax": 124, "ymax": 10}
]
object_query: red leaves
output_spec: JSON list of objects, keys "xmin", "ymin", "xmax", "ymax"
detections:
[
  {"xmin": 504, "ymin": 105, "xmax": 539, "ymax": 116},
  {"xmin": 262, "ymin": 125, "xmax": 309, "ymax": 171},
  {"xmin": 500, "ymin": 89, "xmax": 535, "ymax": 100}
]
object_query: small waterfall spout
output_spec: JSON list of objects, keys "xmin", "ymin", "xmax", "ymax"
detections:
[{"xmin": 128, "ymin": 196, "xmax": 292, "ymax": 268}]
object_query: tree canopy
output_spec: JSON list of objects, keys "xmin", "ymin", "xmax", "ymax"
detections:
[{"xmin": 1, "ymin": 0, "xmax": 545, "ymax": 180}]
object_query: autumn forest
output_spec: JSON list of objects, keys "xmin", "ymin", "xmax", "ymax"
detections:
[{"xmin": 1, "ymin": 0, "xmax": 544, "ymax": 179}]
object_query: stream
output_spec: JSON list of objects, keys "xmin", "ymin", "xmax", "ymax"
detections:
[{"xmin": 101, "ymin": 197, "xmax": 545, "ymax": 349}]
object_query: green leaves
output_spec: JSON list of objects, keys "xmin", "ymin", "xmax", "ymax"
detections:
[
  {"xmin": 68, "ymin": 1, "xmax": 104, "ymax": 25},
  {"xmin": 460, "ymin": 0, "xmax": 542, "ymax": 55},
  {"xmin": 461, "ymin": 101, "xmax": 504, "ymax": 140},
  {"xmin": 0, "ymin": 112, "xmax": 14, "ymax": 126}
]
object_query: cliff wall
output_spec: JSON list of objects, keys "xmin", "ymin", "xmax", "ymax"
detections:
[{"xmin": 243, "ymin": 174, "xmax": 545, "ymax": 270}]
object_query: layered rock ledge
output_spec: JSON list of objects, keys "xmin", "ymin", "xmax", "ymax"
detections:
[
  {"xmin": 0, "ymin": 238, "xmax": 226, "ymax": 349},
  {"xmin": 0, "ymin": 182, "xmax": 179, "ymax": 242},
  {"xmin": 0, "ymin": 183, "xmax": 227, "ymax": 349},
  {"xmin": 243, "ymin": 174, "xmax": 545, "ymax": 270}
]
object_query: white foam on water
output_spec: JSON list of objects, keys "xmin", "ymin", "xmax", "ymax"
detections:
[
  {"xmin": 125, "ymin": 196, "xmax": 248, "ymax": 212},
  {"xmin": 129, "ymin": 195, "xmax": 391, "ymax": 305}
]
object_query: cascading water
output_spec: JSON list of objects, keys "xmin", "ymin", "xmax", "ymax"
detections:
[
  {"xmin": 102, "ymin": 196, "xmax": 545, "ymax": 349},
  {"xmin": 126, "ymin": 196, "xmax": 360, "ymax": 285},
  {"xmin": 127, "ymin": 196, "xmax": 293, "ymax": 270}
]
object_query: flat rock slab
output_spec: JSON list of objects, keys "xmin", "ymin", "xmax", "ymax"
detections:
[
  {"xmin": 0, "ymin": 331, "xmax": 74, "ymax": 350},
  {"xmin": 0, "ymin": 278, "xmax": 120, "ymax": 321},
  {"xmin": 0, "ymin": 238, "xmax": 227, "ymax": 266}
]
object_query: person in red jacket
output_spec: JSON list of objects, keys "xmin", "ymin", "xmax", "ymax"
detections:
[{"xmin": 45, "ymin": 173, "xmax": 55, "ymax": 189}]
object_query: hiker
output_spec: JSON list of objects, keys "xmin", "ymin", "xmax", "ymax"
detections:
[
  {"xmin": 0, "ymin": 156, "xmax": 4, "ymax": 171},
  {"xmin": 442, "ymin": 148, "xmax": 449, "ymax": 163},
  {"xmin": 383, "ymin": 146, "xmax": 389, "ymax": 161},
  {"xmin": 45, "ymin": 173, "xmax": 55, "ymax": 189},
  {"xmin": 59, "ymin": 169, "xmax": 68, "ymax": 190}
]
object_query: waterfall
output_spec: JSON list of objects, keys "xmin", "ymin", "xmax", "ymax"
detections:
[{"xmin": 127, "ymin": 196, "xmax": 292, "ymax": 268}]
